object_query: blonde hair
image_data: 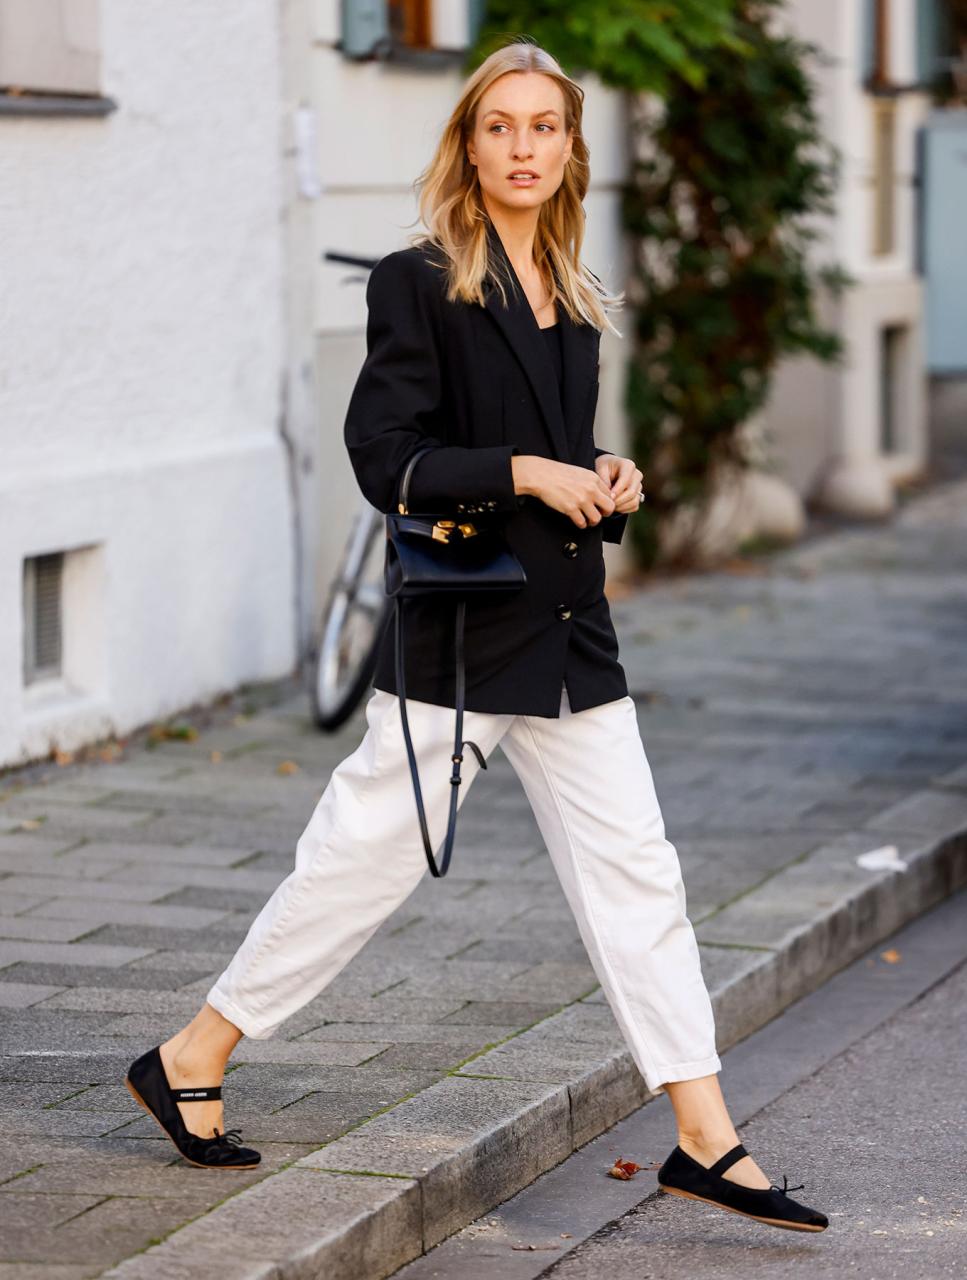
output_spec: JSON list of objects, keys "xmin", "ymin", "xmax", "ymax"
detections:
[{"xmin": 407, "ymin": 37, "xmax": 624, "ymax": 336}]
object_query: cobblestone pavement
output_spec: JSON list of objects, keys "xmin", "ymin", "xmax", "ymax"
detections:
[{"xmin": 1, "ymin": 477, "xmax": 966, "ymax": 1276}]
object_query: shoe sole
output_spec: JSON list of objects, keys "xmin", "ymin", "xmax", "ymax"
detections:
[
  {"xmin": 124, "ymin": 1076, "xmax": 261, "ymax": 1170},
  {"xmin": 658, "ymin": 1182, "xmax": 827, "ymax": 1231}
]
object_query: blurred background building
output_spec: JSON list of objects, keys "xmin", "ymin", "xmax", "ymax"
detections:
[
  {"xmin": 1, "ymin": 0, "xmax": 964, "ymax": 769},
  {"xmin": 766, "ymin": 0, "xmax": 961, "ymax": 518}
]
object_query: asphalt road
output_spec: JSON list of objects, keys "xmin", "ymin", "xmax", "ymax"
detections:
[{"xmin": 392, "ymin": 886, "xmax": 967, "ymax": 1280}]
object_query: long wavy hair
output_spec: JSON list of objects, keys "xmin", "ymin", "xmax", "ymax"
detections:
[{"xmin": 408, "ymin": 38, "xmax": 624, "ymax": 336}]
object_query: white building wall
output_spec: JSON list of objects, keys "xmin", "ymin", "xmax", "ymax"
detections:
[{"xmin": 0, "ymin": 1, "xmax": 295, "ymax": 767}]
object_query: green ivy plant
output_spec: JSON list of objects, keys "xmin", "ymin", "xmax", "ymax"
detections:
[
  {"xmin": 471, "ymin": 1, "xmax": 846, "ymax": 568},
  {"xmin": 477, "ymin": 0, "xmax": 743, "ymax": 93}
]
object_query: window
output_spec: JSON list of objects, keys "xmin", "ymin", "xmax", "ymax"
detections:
[
  {"xmin": 340, "ymin": 0, "xmax": 480, "ymax": 63},
  {"xmin": 0, "ymin": 0, "xmax": 114, "ymax": 116},
  {"xmin": 23, "ymin": 553, "xmax": 64, "ymax": 685},
  {"xmin": 862, "ymin": 0, "xmax": 957, "ymax": 94},
  {"xmin": 389, "ymin": 0, "xmax": 431, "ymax": 50},
  {"xmin": 916, "ymin": 0, "xmax": 958, "ymax": 89},
  {"xmin": 879, "ymin": 324, "xmax": 907, "ymax": 453},
  {"xmin": 872, "ymin": 98, "xmax": 897, "ymax": 256},
  {"xmin": 861, "ymin": 0, "xmax": 890, "ymax": 90},
  {"xmin": 21, "ymin": 543, "xmax": 106, "ymax": 702}
]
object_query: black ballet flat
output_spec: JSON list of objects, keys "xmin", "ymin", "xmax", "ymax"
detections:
[
  {"xmin": 125, "ymin": 1045, "xmax": 261, "ymax": 1170},
  {"xmin": 657, "ymin": 1141, "xmax": 828, "ymax": 1232}
]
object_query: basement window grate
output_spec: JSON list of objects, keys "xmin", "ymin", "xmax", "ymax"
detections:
[{"xmin": 23, "ymin": 552, "xmax": 64, "ymax": 684}]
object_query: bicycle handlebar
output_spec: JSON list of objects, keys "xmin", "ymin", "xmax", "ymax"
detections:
[{"xmin": 323, "ymin": 250, "xmax": 380, "ymax": 271}]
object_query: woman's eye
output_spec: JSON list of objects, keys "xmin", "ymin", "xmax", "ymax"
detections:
[{"xmin": 488, "ymin": 123, "xmax": 554, "ymax": 134}]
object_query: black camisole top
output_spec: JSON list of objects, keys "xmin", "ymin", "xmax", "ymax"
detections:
[{"xmin": 540, "ymin": 319, "xmax": 563, "ymax": 401}]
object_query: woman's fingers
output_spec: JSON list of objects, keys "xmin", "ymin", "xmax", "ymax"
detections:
[
  {"xmin": 574, "ymin": 487, "xmax": 619, "ymax": 527},
  {"xmin": 610, "ymin": 463, "xmax": 644, "ymax": 511},
  {"xmin": 610, "ymin": 462, "xmax": 642, "ymax": 497}
]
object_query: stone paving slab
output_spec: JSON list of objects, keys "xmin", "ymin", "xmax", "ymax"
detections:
[{"xmin": 1, "ymin": 476, "xmax": 966, "ymax": 1277}]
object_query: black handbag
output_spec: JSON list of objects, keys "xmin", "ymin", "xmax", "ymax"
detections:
[{"xmin": 384, "ymin": 443, "xmax": 527, "ymax": 877}]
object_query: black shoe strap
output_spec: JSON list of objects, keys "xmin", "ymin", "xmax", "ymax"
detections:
[
  {"xmin": 169, "ymin": 1085, "xmax": 222, "ymax": 1101},
  {"xmin": 708, "ymin": 1142, "xmax": 748, "ymax": 1179}
]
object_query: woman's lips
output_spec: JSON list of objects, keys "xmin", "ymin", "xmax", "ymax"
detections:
[{"xmin": 508, "ymin": 173, "xmax": 539, "ymax": 186}]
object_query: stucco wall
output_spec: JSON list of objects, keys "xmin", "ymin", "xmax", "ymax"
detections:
[{"xmin": 0, "ymin": 0, "xmax": 295, "ymax": 767}]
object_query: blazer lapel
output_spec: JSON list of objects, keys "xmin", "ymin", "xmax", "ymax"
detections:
[{"xmin": 482, "ymin": 219, "xmax": 596, "ymax": 462}]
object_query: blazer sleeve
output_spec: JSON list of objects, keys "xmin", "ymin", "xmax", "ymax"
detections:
[{"xmin": 343, "ymin": 249, "xmax": 521, "ymax": 515}]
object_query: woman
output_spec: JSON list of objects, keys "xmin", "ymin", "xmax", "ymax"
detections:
[{"xmin": 125, "ymin": 39, "xmax": 827, "ymax": 1234}]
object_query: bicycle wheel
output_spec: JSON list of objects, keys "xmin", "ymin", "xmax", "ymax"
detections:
[{"xmin": 310, "ymin": 501, "xmax": 390, "ymax": 731}]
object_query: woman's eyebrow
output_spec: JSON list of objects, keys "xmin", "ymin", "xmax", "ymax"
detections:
[{"xmin": 482, "ymin": 108, "xmax": 561, "ymax": 120}]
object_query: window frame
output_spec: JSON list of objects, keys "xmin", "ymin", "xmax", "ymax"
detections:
[
  {"xmin": 339, "ymin": 0, "xmax": 480, "ymax": 66},
  {"xmin": 0, "ymin": 0, "xmax": 116, "ymax": 118}
]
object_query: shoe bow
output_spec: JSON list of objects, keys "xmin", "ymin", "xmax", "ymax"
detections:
[
  {"xmin": 770, "ymin": 1174, "xmax": 805, "ymax": 1194},
  {"xmin": 209, "ymin": 1126, "xmax": 246, "ymax": 1148}
]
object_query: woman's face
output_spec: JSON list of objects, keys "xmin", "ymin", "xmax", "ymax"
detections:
[{"xmin": 466, "ymin": 71, "xmax": 573, "ymax": 217}]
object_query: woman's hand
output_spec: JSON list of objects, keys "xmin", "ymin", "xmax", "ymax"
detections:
[
  {"xmin": 512, "ymin": 455, "xmax": 618, "ymax": 529},
  {"xmin": 594, "ymin": 453, "xmax": 644, "ymax": 514}
]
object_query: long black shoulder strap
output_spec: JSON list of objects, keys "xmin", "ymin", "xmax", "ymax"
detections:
[{"xmin": 394, "ymin": 596, "xmax": 486, "ymax": 877}]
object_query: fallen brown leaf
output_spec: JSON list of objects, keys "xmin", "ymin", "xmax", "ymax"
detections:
[
  {"xmin": 608, "ymin": 1158, "xmax": 642, "ymax": 1180},
  {"xmin": 880, "ymin": 948, "xmax": 902, "ymax": 964},
  {"xmin": 276, "ymin": 760, "xmax": 300, "ymax": 775}
]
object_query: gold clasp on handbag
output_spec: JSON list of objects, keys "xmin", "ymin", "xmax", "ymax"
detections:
[{"xmin": 431, "ymin": 520, "xmax": 478, "ymax": 543}]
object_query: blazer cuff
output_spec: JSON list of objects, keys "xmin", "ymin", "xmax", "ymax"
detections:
[
  {"xmin": 593, "ymin": 449, "xmax": 628, "ymax": 543},
  {"xmin": 600, "ymin": 510, "xmax": 629, "ymax": 545},
  {"xmin": 406, "ymin": 444, "xmax": 522, "ymax": 515}
]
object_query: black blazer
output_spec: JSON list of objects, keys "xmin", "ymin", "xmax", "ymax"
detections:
[{"xmin": 343, "ymin": 216, "xmax": 630, "ymax": 717}]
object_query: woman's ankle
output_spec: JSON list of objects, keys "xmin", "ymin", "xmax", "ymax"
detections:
[
  {"xmin": 678, "ymin": 1129, "xmax": 740, "ymax": 1156},
  {"xmin": 160, "ymin": 1032, "xmax": 225, "ymax": 1080},
  {"xmin": 171, "ymin": 1043, "xmax": 227, "ymax": 1081},
  {"xmin": 161, "ymin": 1005, "xmax": 242, "ymax": 1083}
]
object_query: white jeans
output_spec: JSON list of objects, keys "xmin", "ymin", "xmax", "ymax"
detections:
[{"xmin": 207, "ymin": 685, "xmax": 722, "ymax": 1096}]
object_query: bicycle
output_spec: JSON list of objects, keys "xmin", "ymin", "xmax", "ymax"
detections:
[{"xmin": 310, "ymin": 251, "xmax": 393, "ymax": 732}]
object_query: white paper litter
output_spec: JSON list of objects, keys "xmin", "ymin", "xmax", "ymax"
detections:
[{"xmin": 855, "ymin": 844, "xmax": 907, "ymax": 872}]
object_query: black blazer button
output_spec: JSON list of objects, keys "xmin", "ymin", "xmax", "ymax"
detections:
[
  {"xmin": 456, "ymin": 503, "xmax": 466, "ymax": 513},
  {"xmin": 555, "ymin": 604, "xmax": 572, "ymax": 621},
  {"xmin": 563, "ymin": 540, "xmax": 578, "ymax": 558}
]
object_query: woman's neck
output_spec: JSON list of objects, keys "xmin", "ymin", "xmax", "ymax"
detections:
[{"xmin": 484, "ymin": 203, "xmax": 542, "ymax": 287}]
